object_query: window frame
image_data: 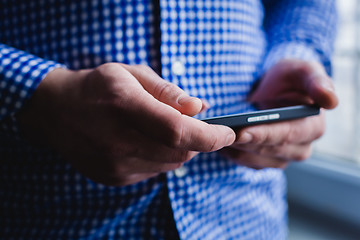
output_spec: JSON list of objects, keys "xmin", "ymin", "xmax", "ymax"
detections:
[{"xmin": 286, "ymin": 154, "xmax": 360, "ymax": 227}]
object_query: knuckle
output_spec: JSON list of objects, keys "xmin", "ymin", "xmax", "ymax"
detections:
[
  {"xmin": 251, "ymin": 131, "xmax": 267, "ymax": 144},
  {"xmin": 277, "ymin": 162, "xmax": 289, "ymax": 169},
  {"xmin": 285, "ymin": 130, "xmax": 296, "ymax": 144},
  {"xmin": 207, "ymin": 135, "xmax": 219, "ymax": 152},
  {"xmin": 164, "ymin": 163, "xmax": 183, "ymax": 172},
  {"xmin": 294, "ymin": 153, "xmax": 308, "ymax": 161},
  {"xmin": 294, "ymin": 148, "xmax": 312, "ymax": 161},
  {"xmin": 293, "ymin": 62, "xmax": 313, "ymax": 76},
  {"xmin": 96, "ymin": 62, "xmax": 121, "ymax": 74},
  {"xmin": 165, "ymin": 116, "xmax": 184, "ymax": 148},
  {"xmin": 91, "ymin": 63, "xmax": 127, "ymax": 88},
  {"xmin": 314, "ymin": 123, "xmax": 326, "ymax": 140},
  {"xmin": 171, "ymin": 151, "xmax": 188, "ymax": 163},
  {"xmin": 285, "ymin": 123, "xmax": 300, "ymax": 144},
  {"xmin": 137, "ymin": 64, "xmax": 153, "ymax": 72},
  {"xmin": 258, "ymin": 146, "xmax": 272, "ymax": 156},
  {"xmin": 129, "ymin": 64, "xmax": 154, "ymax": 78},
  {"xmin": 104, "ymin": 143, "xmax": 125, "ymax": 160},
  {"xmin": 156, "ymin": 82, "xmax": 180, "ymax": 100},
  {"xmin": 168, "ymin": 128, "xmax": 183, "ymax": 148}
]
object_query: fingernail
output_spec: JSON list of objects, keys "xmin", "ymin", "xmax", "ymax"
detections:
[
  {"xmin": 178, "ymin": 95, "xmax": 199, "ymax": 106},
  {"xmin": 225, "ymin": 133, "xmax": 235, "ymax": 146},
  {"xmin": 200, "ymin": 99, "xmax": 211, "ymax": 113},
  {"xmin": 237, "ymin": 132, "xmax": 253, "ymax": 144}
]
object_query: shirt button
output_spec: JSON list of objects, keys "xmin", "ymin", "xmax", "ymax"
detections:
[
  {"xmin": 171, "ymin": 60, "xmax": 185, "ymax": 76},
  {"xmin": 174, "ymin": 166, "xmax": 188, "ymax": 178}
]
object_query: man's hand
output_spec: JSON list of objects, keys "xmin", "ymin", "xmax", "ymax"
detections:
[
  {"xmin": 18, "ymin": 63, "xmax": 235, "ymax": 186},
  {"xmin": 221, "ymin": 59, "xmax": 338, "ymax": 169}
]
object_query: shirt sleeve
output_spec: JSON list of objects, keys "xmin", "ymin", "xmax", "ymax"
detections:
[
  {"xmin": 0, "ymin": 43, "xmax": 65, "ymax": 138},
  {"xmin": 261, "ymin": 0, "xmax": 338, "ymax": 75}
]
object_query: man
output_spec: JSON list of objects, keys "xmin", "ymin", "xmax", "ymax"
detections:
[{"xmin": 0, "ymin": 0, "xmax": 338, "ymax": 239}]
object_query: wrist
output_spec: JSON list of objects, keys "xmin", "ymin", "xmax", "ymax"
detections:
[{"xmin": 16, "ymin": 67, "xmax": 79, "ymax": 143}]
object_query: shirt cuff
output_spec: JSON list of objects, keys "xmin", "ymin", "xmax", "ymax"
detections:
[
  {"xmin": 262, "ymin": 42, "xmax": 326, "ymax": 75},
  {"xmin": 0, "ymin": 45, "xmax": 66, "ymax": 138}
]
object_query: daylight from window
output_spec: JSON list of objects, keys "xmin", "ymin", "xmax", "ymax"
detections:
[{"xmin": 314, "ymin": 0, "xmax": 360, "ymax": 163}]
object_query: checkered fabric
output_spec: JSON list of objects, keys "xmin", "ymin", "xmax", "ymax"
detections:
[{"xmin": 0, "ymin": 0, "xmax": 337, "ymax": 239}]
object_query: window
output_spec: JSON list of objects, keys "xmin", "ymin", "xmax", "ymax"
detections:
[
  {"xmin": 314, "ymin": 0, "xmax": 360, "ymax": 163},
  {"xmin": 287, "ymin": 0, "xmax": 360, "ymax": 233}
]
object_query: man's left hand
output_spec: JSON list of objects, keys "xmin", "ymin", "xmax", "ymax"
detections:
[{"xmin": 221, "ymin": 59, "xmax": 338, "ymax": 169}]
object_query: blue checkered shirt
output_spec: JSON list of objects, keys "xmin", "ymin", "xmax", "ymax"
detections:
[{"xmin": 0, "ymin": 1, "xmax": 337, "ymax": 239}]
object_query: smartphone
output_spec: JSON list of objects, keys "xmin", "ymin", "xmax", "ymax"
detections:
[{"xmin": 201, "ymin": 105, "xmax": 320, "ymax": 128}]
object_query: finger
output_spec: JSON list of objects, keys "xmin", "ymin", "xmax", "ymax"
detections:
[
  {"xmin": 98, "ymin": 64, "xmax": 235, "ymax": 152},
  {"xmin": 110, "ymin": 143, "xmax": 191, "ymax": 174},
  {"xmin": 234, "ymin": 111, "xmax": 325, "ymax": 145},
  {"xmin": 126, "ymin": 98, "xmax": 235, "ymax": 152},
  {"xmin": 97, "ymin": 118, "xmax": 200, "ymax": 165},
  {"xmin": 296, "ymin": 62, "xmax": 338, "ymax": 109},
  {"xmin": 229, "ymin": 142, "xmax": 313, "ymax": 161},
  {"xmin": 200, "ymin": 99, "xmax": 211, "ymax": 113},
  {"xmin": 121, "ymin": 64, "xmax": 203, "ymax": 116},
  {"xmin": 177, "ymin": 115, "xmax": 236, "ymax": 151},
  {"xmin": 220, "ymin": 148, "xmax": 289, "ymax": 169},
  {"xmin": 112, "ymin": 80, "xmax": 235, "ymax": 152},
  {"xmin": 112, "ymin": 126, "xmax": 200, "ymax": 164}
]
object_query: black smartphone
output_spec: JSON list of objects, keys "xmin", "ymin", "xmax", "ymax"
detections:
[{"xmin": 201, "ymin": 105, "xmax": 320, "ymax": 128}]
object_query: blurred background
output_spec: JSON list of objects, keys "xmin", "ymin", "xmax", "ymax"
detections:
[{"xmin": 287, "ymin": 0, "xmax": 360, "ymax": 239}]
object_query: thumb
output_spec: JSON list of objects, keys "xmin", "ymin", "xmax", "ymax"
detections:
[
  {"xmin": 121, "ymin": 64, "xmax": 203, "ymax": 116},
  {"xmin": 303, "ymin": 63, "xmax": 338, "ymax": 109}
]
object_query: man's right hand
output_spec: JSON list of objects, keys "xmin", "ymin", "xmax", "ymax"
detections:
[{"xmin": 18, "ymin": 63, "xmax": 235, "ymax": 186}]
